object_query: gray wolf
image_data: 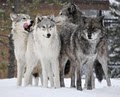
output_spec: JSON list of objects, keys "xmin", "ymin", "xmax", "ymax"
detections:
[
  {"xmin": 10, "ymin": 13, "xmax": 41, "ymax": 86},
  {"xmin": 56, "ymin": 3, "xmax": 111, "ymax": 89},
  {"xmin": 56, "ymin": 3, "xmax": 84, "ymax": 87},
  {"xmin": 33, "ymin": 15, "xmax": 60, "ymax": 88},
  {"xmin": 55, "ymin": 3, "xmax": 83, "ymax": 25},
  {"xmin": 59, "ymin": 16, "xmax": 111, "ymax": 90}
]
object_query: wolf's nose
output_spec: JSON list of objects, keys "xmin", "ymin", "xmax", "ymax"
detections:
[
  {"xmin": 88, "ymin": 34, "xmax": 92, "ymax": 39},
  {"xmin": 31, "ymin": 20, "xmax": 34, "ymax": 23},
  {"xmin": 47, "ymin": 33, "xmax": 51, "ymax": 38}
]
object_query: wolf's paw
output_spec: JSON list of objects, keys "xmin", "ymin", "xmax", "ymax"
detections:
[
  {"xmin": 60, "ymin": 83, "xmax": 65, "ymax": 87},
  {"xmin": 71, "ymin": 84, "xmax": 76, "ymax": 88},
  {"xmin": 54, "ymin": 84, "xmax": 60, "ymax": 89},
  {"xmin": 87, "ymin": 86, "xmax": 92, "ymax": 90},
  {"xmin": 77, "ymin": 86, "xmax": 82, "ymax": 91}
]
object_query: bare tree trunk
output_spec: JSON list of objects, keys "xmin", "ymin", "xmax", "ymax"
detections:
[
  {"xmin": 7, "ymin": 34, "xmax": 15, "ymax": 78},
  {"xmin": 12, "ymin": 0, "xmax": 20, "ymax": 13}
]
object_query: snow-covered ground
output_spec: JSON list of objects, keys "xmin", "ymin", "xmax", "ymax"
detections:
[{"xmin": 0, "ymin": 78, "xmax": 120, "ymax": 97}]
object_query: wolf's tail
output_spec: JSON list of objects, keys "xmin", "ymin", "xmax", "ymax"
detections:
[{"xmin": 94, "ymin": 60, "xmax": 104, "ymax": 82}]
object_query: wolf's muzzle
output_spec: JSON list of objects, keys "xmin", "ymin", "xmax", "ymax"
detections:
[{"xmin": 24, "ymin": 20, "xmax": 34, "ymax": 32}]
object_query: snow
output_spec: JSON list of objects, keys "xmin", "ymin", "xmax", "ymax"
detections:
[
  {"xmin": 115, "ymin": 48, "xmax": 120, "ymax": 51},
  {"xmin": 109, "ymin": 0, "xmax": 119, "ymax": 4},
  {"xmin": 0, "ymin": 78, "xmax": 120, "ymax": 97},
  {"xmin": 109, "ymin": 53, "xmax": 116, "ymax": 57}
]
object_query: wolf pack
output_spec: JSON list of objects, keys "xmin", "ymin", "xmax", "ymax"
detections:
[{"xmin": 10, "ymin": 3, "xmax": 111, "ymax": 90}]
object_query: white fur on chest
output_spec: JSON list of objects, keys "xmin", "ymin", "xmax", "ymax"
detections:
[
  {"xmin": 12, "ymin": 30, "xmax": 28, "ymax": 60},
  {"xmin": 34, "ymin": 32, "xmax": 60, "ymax": 60}
]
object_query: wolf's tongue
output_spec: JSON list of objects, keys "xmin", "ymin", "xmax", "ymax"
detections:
[{"xmin": 23, "ymin": 23, "xmax": 29, "ymax": 29}]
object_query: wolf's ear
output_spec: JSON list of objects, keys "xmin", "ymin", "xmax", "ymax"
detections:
[
  {"xmin": 10, "ymin": 13, "xmax": 17, "ymax": 21},
  {"xmin": 68, "ymin": 3, "xmax": 76, "ymax": 14},
  {"xmin": 82, "ymin": 15, "xmax": 88, "ymax": 24},
  {"xmin": 96, "ymin": 16, "xmax": 104, "ymax": 26},
  {"xmin": 97, "ymin": 16, "xmax": 104, "ymax": 22},
  {"xmin": 48, "ymin": 15, "xmax": 55, "ymax": 22},
  {"xmin": 35, "ymin": 14, "xmax": 43, "ymax": 24}
]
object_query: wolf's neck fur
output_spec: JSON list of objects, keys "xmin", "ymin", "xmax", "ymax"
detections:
[
  {"xmin": 77, "ymin": 32, "xmax": 99, "ymax": 55},
  {"xmin": 41, "ymin": 33, "xmax": 58, "ymax": 47},
  {"xmin": 12, "ymin": 29, "xmax": 28, "ymax": 51}
]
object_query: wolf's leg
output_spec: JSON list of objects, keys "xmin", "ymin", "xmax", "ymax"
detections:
[
  {"xmin": 84, "ymin": 65, "xmax": 95, "ymax": 89},
  {"xmin": 91, "ymin": 74, "xmax": 95, "ymax": 89},
  {"xmin": 40, "ymin": 73, "xmax": 43, "ymax": 86},
  {"xmin": 85, "ymin": 65, "xmax": 95, "ymax": 89},
  {"xmin": 70, "ymin": 61, "xmax": 76, "ymax": 88},
  {"xmin": 41, "ymin": 60, "xmax": 48, "ymax": 88},
  {"xmin": 84, "ymin": 73, "xmax": 95, "ymax": 89},
  {"xmin": 76, "ymin": 62, "xmax": 82, "ymax": 90},
  {"xmin": 34, "ymin": 76, "xmax": 39, "ymax": 86},
  {"xmin": 42, "ymin": 66, "xmax": 48, "ymax": 87},
  {"xmin": 24, "ymin": 57, "xmax": 38, "ymax": 86},
  {"xmin": 52, "ymin": 58, "xmax": 60, "ymax": 88},
  {"xmin": 17, "ymin": 60, "xmax": 25, "ymax": 86},
  {"xmin": 24, "ymin": 65, "xmax": 34, "ymax": 86},
  {"xmin": 98, "ymin": 57, "xmax": 111, "ymax": 86},
  {"xmin": 92, "ymin": 75, "xmax": 95, "ymax": 88},
  {"xmin": 60, "ymin": 64, "xmax": 65, "ymax": 87},
  {"xmin": 48, "ymin": 64, "xmax": 54, "ymax": 88},
  {"xmin": 29, "ymin": 74, "xmax": 32, "ymax": 85},
  {"xmin": 32, "ymin": 71, "xmax": 39, "ymax": 86},
  {"xmin": 85, "ymin": 61, "xmax": 94, "ymax": 90},
  {"xmin": 59, "ymin": 55, "xmax": 68, "ymax": 87}
]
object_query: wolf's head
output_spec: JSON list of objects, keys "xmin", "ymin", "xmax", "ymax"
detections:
[
  {"xmin": 81, "ymin": 16, "xmax": 104, "ymax": 41},
  {"xmin": 55, "ymin": 3, "xmax": 81, "ymax": 25},
  {"xmin": 10, "ymin": 13, "xmax": 34, "ymax": 33},
  {"xmin": 34, "ymin": 15, "xmax": 57, "ymax": 39}
]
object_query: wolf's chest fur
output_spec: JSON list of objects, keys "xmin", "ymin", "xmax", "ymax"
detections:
[
  {"xmin": 72, "ymin": 34, "xmax": 98, "ymax": 63},
  {"xmin": 34, "ymin": 34, "xmax": 60, "ymax": 59},
  {"xmin": 12, "ymin": 30, "xmax": 28, "ymax": 59}
]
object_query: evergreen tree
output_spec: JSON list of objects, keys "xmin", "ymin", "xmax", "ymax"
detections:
[
  {"xmin": 110, "ymin": 0, "xmax": 120, "ymax": 16},
  {"xmin": 108, "ymin": 0, "xmax": 120, "ymax": 78}
]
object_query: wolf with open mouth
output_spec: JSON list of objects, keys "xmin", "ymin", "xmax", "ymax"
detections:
[{"xmin": 10, "ymin": 13, "xmax": 34, "ymax": 86}]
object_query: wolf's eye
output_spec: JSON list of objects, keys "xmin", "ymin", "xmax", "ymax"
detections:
[
  {"xmin": 49, "ymin": 26, "xmax": 52, "ymax": 28},
  {"xmin": 42, "ymin": 26, "xmax": 45, "ymax": 29},
  {"xmin": 23, "ymin": 18, "xmax": 26, "ymax": 20}
]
